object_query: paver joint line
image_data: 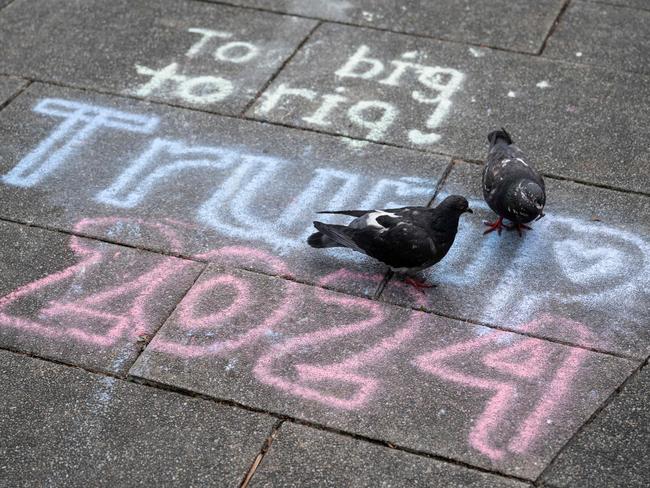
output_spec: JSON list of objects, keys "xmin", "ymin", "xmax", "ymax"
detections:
[
  {"xmin": 239, "ymin": 419, "xmax": 284, "ymax": 488},
  {"xmin": 1, "ymin": 342, "xmax": 125, "ymax": 380},
  {"xmin": 280, "ymin": 418, "xmax": 535, "ymax": 485},
  {"xmin": 133, "ymin": 260, "xmax": 211, "ymax": 363},
  {"xmin": 194, "ymin": 0, "xmax": 563, "ymax": 55},
  {"xmin": 0, "ymin": 78, "xmax": 30, "ymax": 113},
  {"xmin": 538, "ymin": 0, "xmax": 572, "ymax": 55},
  {"xmin": 534, "ymin": 358, "xmax": 648, "ymax": 484},
  {"xmin": 241, "ymin": 20, "xmax": 323, "ymax": 116}
]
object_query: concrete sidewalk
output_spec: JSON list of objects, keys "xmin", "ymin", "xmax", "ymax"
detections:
[{"xmin": 0, "ymin": 0, "xmax": 648, "ymax": 486}]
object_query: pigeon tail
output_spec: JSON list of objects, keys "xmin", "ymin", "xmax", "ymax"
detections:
[
  {"xmin": 312, "ymin": 221, "xmax": 364, "ymax": 253},
  {"xmin": 307, "ymin": 231, "xmax": 343, "ymax": 248},
  {"xmin": 487, "ymin": 127, "xmax": 513, "ymax": 147},
  {"xmin": 316, "ymin": 209, "xmax": 369, "ymax": 217}
]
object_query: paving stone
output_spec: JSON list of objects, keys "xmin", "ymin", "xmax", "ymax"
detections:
[
  {"xmin": 248, "ymin": 22, "xmax": 650, "ymax": 194},
  {"xmin": 0, "ymin": 349, "xmax": 274, "ymax": 487},
  {"xmin": 544, "ymin": 1, "xmax": 650, "ymax": 74},
  {"xmin": 0, "ymin": 83, "xmax": 448, "ymax": 297},
  {"xmin": 251, "ymin": 423, "xmax": 528, "ymax": 488},
  {"xmin": 0, "ymin": 75, "xmax": 26, "ymax": 105},
  {"xmin": 542, "ymin": 364, "xmax": 650, "ymax": 487},
  {"xmin": 0, "ymin": 0, "xmax": 316, "ymax": 115},
  {"xmin": 0, "ymin": 219, "xmax": 203, "ymax": 374},
  {"xmin": 382, "ymin": 161, "xmax": 650, "ymax": 358},
  {"xmin": 217, "ymin": 0, "xmax": 565, "ymax": 52},
  {"xmin": 130, "ymin": 265, "xmax": 636, "ymax": 479}
]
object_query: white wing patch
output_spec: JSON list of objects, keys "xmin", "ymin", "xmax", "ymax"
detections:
[
  {"xmin": 515, "ymin": 157, "xmax": 529, "ymax": 167},
  {"xmin": 352, "ymin": 210, "xmax": 399, "ymax": 232}
]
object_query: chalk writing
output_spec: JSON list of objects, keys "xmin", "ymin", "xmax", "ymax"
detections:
[
  {"xmin": 253, "ymin": 271, "xmax": 427, "ymax": 409},
  {"xmin": 0, "ymin": 215, "xmax": 636, "ymax": 465},
  {"xmin": 0, "ymin": 218, "xmax": 194, "ymax": 346},
  {"xmin": 4, "ymin": 98, "xmax": 649, "ymax": 309},
  {"xmin": 255, "ymin": 45, "xmax": 465, "ymax": 146},
  {"xmin": 1, "ymin": 98, "xmax": 648, "ymax": 465},
  {"xmin": 415, "ymin": 315, "xmax": 592, "ymax": 460},
  {"xmin": 132, "ymin": 27, "xmax": 261, "ymax": 105},
  {"xmin": 4, "ymin": 98, "xmax": 432, "ymax": 252},
  {"xmin": 2, "ymin": 99, "xmax": 158, "ymax": 188}
]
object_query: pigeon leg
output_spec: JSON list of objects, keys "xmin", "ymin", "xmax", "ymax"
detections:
[
  {"xmin": 404, "ymin": 276, "xmax": 435, "ymax": 293},
  {"xmin": 505, "ymin": 222, "xmax": 533, "ymax": 237},
  {"xmin": 483, "ymin": 216, "xmax": 506, "ymax": 236}
]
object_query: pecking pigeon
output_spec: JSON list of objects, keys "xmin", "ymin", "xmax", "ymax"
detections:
[
  {"xmin": 307, "ymin": 195, "xmax": 473, "ymax": 290},
  {"xmin": 482, "ymin": 128, "xmax": 546, "ymax": 236}
]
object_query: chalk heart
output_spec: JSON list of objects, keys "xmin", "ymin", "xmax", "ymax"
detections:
[{"xmin": 553, "ymin": 239, "xmax": 626, "ymax": 286}]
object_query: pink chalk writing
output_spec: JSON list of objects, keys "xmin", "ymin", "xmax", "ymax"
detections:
[
  {"xmin": 151, "ymin": 246, "xmax": 300, "ymax": 358},
  {"xmin": 0, "ymin": 216, "xmax": 601, "ymax": 463},
  {"xmin": 253, "ymin": 271, "xmax": 428, "ymax": 409},
  {"xmin": 0, "ymin": 217, "xmax": 192, "ymax": 346},
  {"xmin": 414, "ymin": 315, "xmax": 592, "ymax": 460}
]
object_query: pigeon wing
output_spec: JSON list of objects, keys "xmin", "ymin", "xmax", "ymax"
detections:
[
  {"xmin": 364, "ymin": 223, "xmax": 439, "ymax": 269},
  {"xmin": 484, "ymin": 144, "xmax": 542, "ymax": 195},
  {"xmin": 483, "ymin": 143, "xmax": 513, "ymax": 194},
  {"xmin": 317, "ymin": 206, "xmax": 427, "ymax": 219},
  {"xmin": 312, "ymin": 218, "xmax": 437, "ymax": 269}
]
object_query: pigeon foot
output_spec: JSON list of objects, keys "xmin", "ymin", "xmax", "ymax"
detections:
[
  {"xmin": 505, "ymin": 222, "xmax": 533, "ymax": 237},
  {"xmin": 404, "ymin": 277, "xmax": 435, "ymax": 293},
  {"xmin": 483, "ymin": 216, "xmax": 506, "ymax": 236}
]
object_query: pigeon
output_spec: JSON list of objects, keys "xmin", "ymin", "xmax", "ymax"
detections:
[
  {"xmin": 307, "ymin": 195, "xmax": 473, "ymax": 290},
  {"xmin": 482, "ymin": 128, "xmax": 546, "ymax": 236}
]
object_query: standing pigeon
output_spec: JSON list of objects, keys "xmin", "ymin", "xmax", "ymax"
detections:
[
  {"xmin": 482, "ymin": 128, "xmax": 546, "ymax": 236},
  {"xmin": 307, "ymin": 195, "xmax": 472, "ymax": 290}
]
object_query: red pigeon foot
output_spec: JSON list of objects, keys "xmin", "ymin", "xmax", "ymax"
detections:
[
  {"xmin": 483, "ymin": 216, "xmax": 506, "ymax": 235},
  {"xmin": 404, "ymin": 277, "xmax": 435, "ymax": 293}
]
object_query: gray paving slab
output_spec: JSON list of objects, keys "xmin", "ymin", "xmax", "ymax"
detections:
[
  {"xmin": 130, "ymin": 265, "xmax": 636, "ymax": 479},
  {"xmin": 251, "ymin": 422, "xmax": 528, "ymax": 488},
  {"xmin": 0, "ymin": 75, "xmax": 26, "ymax": 105},
  {"xmin": 216, "ymin": 0, "xmax": 565, "ymax": 52},
  {"xmin": 544, "ymin": 1, "xmax": 650, "ymax": 74},
  {"xmin": 542, "ymin": 364, "xmax": 650, "ymax": 487},
  {"xmin": 0, "ymin": 0, "xmax": 316, "ymax": 115},
  {"xmin": 0, "ymin": 0, "xmax": 13, "ymax": 9},
  {"xmin": 0, "ymin": 349, "xmax": 274, "ymax": 487},
  {"xmin": 0, "ymin": 219, "xmax": 203, "ymax": 374},
  {"xmin": 0, "ymin": 83, "xmax": 448, "ymax": 297},
  {"xmin": 382, "ymin": 161, "xmax": 650, "ymax": 358},
  {"xmin": 248, "ymin": 22, "xmax": 650, "ymax": 194}
]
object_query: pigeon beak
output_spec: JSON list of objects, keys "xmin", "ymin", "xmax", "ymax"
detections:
[
  {"xmin": 535, "ymin": 211, "xmax": 545, "ymax": 221},
  {"xmin": 465, "ymin": 208, "xmax": 473, "ymax": 214}
]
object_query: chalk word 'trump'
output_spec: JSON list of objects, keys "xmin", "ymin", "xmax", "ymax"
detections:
[{"xmin": 3, "ymin": 98, "xmax": 435, "ymax": 252}]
